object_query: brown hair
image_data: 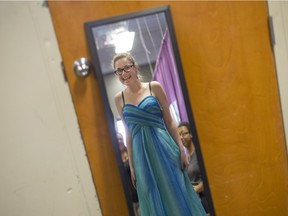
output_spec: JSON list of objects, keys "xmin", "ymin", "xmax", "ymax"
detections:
[
  {"xmin": 112, "ymin": 52, "xmax": 142, "ymax": 80},
  {"xmin": 112, "ymin": 52, "xmax": 138, "ymax": 69},
  {"xmin": 178, "ymin": 122, "xmax": 191, "ymax": 133}
]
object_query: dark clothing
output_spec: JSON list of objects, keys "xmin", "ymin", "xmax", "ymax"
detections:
[
  {"xmin": 188, "ymin": 152, "xmax": 209, "ymax": 213},
  {"xmin": 123, "ymin": 159, "xmax": 138, "ymax": 202}
]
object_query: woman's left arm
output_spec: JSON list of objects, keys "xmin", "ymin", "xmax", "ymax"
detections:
[{"xmin": 151, "ymin": 81, "xmax": 188, "ymax": 169}]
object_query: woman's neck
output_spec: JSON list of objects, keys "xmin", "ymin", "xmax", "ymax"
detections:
[
  {"xmin": 127, "ymin": 80, "xmax": 142, "ymax": 93},
  {"xmin": 187, "ymin": 142, "xmax": 195, "ymax": 155}
]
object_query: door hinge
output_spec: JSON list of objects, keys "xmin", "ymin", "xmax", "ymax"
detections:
[
  {"xmin": 61, "ymin": 61, "xmax": 68, "ymax": 83},
  {"xmin": 268, "ymin": 16, "xmax": 275, "ymax": 50}
]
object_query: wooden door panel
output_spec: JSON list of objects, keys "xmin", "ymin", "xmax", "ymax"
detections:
[{"xmin": 49, "ymin": 1, "xmax": 288, "ymax": 216}]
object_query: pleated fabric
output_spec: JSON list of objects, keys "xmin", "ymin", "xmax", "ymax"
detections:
[{"xmin": 123, "ymin": 96, "xmax": 206, "ymax": 216}]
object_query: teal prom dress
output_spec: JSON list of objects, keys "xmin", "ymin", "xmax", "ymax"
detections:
[{"xmin": 122, "ymin": 94, "xmax": 206, "ymax": 216}]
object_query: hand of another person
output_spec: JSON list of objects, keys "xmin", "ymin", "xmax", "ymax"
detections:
[{"xmin": 193, "ymin": 181, "xmax": 204, "ymax": 194}]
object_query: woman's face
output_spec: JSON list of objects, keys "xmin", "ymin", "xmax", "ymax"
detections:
[
  {"xmin": 178, "ymin": 125, "xmax": 193, "ymax": 148},
  {"xmin": 114, "ymin": 57, "xmax": 137, "ymax": 86}
]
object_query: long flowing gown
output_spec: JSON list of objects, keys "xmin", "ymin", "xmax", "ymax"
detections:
[{"xmin": 123, "ymin": 96, "xmax": 206, "ymax": 216}]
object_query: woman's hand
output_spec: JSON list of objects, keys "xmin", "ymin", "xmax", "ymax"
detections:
[{"xmin": 130, "ymin": 166, "xmax": 137, "ymax": 188}]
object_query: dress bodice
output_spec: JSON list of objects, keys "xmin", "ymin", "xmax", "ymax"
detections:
[{"xmin": 122, "ymin": 96, "xmax": 164, "ymax": 137}]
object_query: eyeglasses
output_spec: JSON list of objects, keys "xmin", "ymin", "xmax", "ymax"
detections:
[
  {"xmin": 114, "ymin": 64, "xmax": 134, "ymax": 76},
  {"xmin": 179, "ymin": 132, "xmax": 190, "ymax": 137}
]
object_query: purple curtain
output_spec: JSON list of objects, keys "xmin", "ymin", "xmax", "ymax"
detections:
[{"xmin": 153, "ymin": 29, "xmax": 188, "ymax": 122}]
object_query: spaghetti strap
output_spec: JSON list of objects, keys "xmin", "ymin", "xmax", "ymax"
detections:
[
  {"xmin": 149, "ymin": 82, "xmax": 152, "ymax": 96},
  {"xmin": 121, "ymin": 91, "xmax": 125, "ymax": 105}
]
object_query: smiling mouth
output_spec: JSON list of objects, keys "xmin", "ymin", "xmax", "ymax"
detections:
[
  {"xmin": 123, "ymin": 76, "xmax": 131, "ymax": 81},
  {"xmin": 181, "ymin": 140, "xmax": 187, "ymax": 146}
]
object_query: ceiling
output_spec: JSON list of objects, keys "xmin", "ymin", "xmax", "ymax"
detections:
[{"xmin": 91, "ymin": 12, "xmax": 168, "ymax": 75}]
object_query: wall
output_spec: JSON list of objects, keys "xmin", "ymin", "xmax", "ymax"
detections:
[
  {"xmin": 0, "ymin": 2, "xmax": 101, "ymax": 216},
  {"xmin": 268, "ymin": 1, "xmax": 288, "ymax": 152}
]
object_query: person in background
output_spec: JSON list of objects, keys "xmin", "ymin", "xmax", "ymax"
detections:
[
  {"xmin": 113, "ymin": 52, "xmax": 206, "ymax": 216},
  {"xmin": 116, "ymin": 132, "xmax": 128, "ymax": 162},
  {"xmin": 178, "ymin": 122, "xmax": 209, "ymax": 214}
]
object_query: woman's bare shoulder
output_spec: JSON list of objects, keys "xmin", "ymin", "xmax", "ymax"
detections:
[
  {"xmin": 150, "ymin": 81, "xmax": 163, "ymax": 92},
  {"xmin": 114, "ymin": 91, "xmax": 122, "ymax": 103},
  {"xmin": 150, "ymin": 80, "xmax": 161, "ymax": 87},
  {"xmin": 114, "ymin": 91, "xmax": 122, "ymax": 99}
]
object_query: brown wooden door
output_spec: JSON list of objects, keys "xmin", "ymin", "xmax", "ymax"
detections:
[{"xmin": 49, "ymin": 1, "xmax": 288, "ymax": 216}]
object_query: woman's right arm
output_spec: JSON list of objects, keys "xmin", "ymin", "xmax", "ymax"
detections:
[{"xmin": 114, "ymin": 92, "xmax": 136, "ymax": 187}]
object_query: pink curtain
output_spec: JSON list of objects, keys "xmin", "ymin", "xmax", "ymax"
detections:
[{"xmin": 153, "ymin": 29, "xmax": 188, "ymax": 122}]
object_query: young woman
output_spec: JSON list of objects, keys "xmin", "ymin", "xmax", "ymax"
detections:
[{"xmin": 113, "ymin": 52, "xmax": 206, "ymax": 216}]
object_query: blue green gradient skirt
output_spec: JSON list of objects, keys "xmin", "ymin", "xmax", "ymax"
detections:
[{"xmin": 123, "ymin": 96, "xmax": 206, "ymax": 216}]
